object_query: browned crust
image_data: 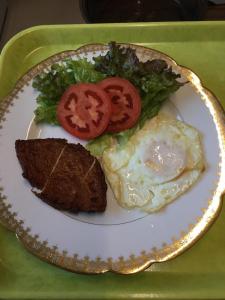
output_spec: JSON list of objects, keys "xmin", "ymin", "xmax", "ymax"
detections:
[
  {"xmin": 15, "ymin": 139, "xmax": 107, "ymax": 213},
  {"xmin": 15, "ymin": 139, "xmax": 67, "ymax": 189}
]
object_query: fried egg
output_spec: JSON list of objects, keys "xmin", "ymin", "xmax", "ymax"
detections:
[{"xmin": 102, "ymin": 114, "xmax": 204, "ymax": 212}]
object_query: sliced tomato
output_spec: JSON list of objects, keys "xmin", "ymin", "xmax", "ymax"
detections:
[
  {"xmin": 98, "ymin": 77, "xmax": 141, "ymax": 132},
  {"xmin": 57, "ymin": 83, "xmax": 111, "ymax": 140}
]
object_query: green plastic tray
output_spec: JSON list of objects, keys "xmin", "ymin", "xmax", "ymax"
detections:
[{"xmin": 0, "ymin": 22, "xmax": 225, "ymax": 300}]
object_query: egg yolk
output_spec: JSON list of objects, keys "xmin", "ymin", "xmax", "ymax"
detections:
[{"xmin": 144, "ymin": 140, "xmax": 187, "ymax": 183}]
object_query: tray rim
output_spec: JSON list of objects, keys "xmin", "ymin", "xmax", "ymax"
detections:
[
  {"xmin": 1, "ymin": 21, "xmax": 225, "ymax": 102},
  {"xmin": 1, "ymin": 20, "xmax": 225, "ymax": 70},
  {"xmin": 0, "ymin": 42, "xmax": 225, "ymax": 274}
]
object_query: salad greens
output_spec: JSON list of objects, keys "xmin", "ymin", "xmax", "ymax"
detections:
[{"xmin": 32, "ymin": 42, "xmax": 184, "ymax": 156}]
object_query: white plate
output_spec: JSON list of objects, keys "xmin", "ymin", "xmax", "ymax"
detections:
[{"xmin": 0, "ymin": 44, "xmax": 224, "ymax": 274}]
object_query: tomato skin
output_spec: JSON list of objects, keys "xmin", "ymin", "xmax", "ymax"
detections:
[
  {"xmin": 57, "ymin": 83, "xmax": 111, "ymax": 140},
  {"xmin": 98, "ymin": 77, "xmax": 141, "ymax": 133}
]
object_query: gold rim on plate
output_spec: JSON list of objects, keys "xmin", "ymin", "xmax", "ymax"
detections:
[{"xmin": 0, "ymin": 43, "xmax": 224, "ymax": 274}]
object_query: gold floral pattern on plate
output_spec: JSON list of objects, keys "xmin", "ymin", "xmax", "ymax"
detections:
[{"xmin": 0, "ymin": 43, "xmax": 224, "ymax": 274}]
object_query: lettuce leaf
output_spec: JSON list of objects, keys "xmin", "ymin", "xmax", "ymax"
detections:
[
  {"xmin": 34, "ymin": 103, "xmax": 59, "ymax": 125},
  {"xmin": 86, "ymin": 134, "xmax": 113, "ymax": 157}
]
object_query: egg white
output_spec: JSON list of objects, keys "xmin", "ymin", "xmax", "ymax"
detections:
[{"xmin": 102, "ymin": 114, "xmax": 204, "ymax": 212}]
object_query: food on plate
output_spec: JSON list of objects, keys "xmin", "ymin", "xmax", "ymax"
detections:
[
  {"xmin": 32, "ymin": 42, "xmax": 185, "ymax": 156},
  {"xmin": 15, "ymin": 138, "xmax": 67, "ymax": 190},
  {"xmin": 32, "ymin": 59, "xmax": 106, "ymax": 125},
  {"xmin": 15, "ymin": 139, "xmax": 107, "ymax": 212},
  {"xmin": 56, "ymin": 77, "xmax": 141, "ymax": 139},
  {"xmin": 88, "ymin": 42, "xmax": 185, "ymax": 156},
  {"xmin": 28, "ymin": 42, "xmax": 203, "ymax": 214},
  {"xmin": 102, "ymin": 114, "xmax": 205, "ymax": 212},
  {"xmin": 57, "ymin": 83, "xmax": 112, "ymax": 139},
  {"xmin": 98, "ymin": 77, "xmax": 141, "ymax": 132}
]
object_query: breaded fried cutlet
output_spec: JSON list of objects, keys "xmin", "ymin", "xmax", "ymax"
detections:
[{"xmin": 15, "ymin": 139, "xmax": 107, "ymax": 212}]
